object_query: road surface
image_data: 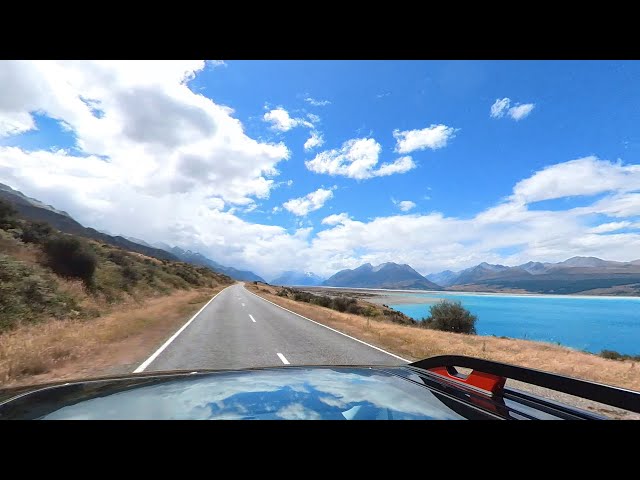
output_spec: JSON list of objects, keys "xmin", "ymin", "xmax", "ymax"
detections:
[{"xmin": 138, "ymin": 283, "xmax": 405, "ymax": 372}]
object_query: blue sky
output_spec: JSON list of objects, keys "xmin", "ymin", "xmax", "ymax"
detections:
[{"xmin": 1, "ymin": 60, "xmax": 639, "ymax": 279}]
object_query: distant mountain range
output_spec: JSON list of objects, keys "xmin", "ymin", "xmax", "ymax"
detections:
[
  {"xmin": 168, "ymin": 247, "xmax": 265, "ymax": 283},
  {"xmin": 426, "ymin": 257, "xmax": 640, "ymax": 294},
  {"xmin": 0, "ymin": 183, "xmax": 265, "ymax": 282},
  {"xmin": 322, "ymin": 262, "xmax": 442, "ymax": 290},
  {"xmin": 0, "ymin": 183, "xmax": 72, "ymax": 218},
  {"xmin": 271, "ymin": 271, "xmax": 324, "ymax": 286},
  {"xmin": 4, "ymin": 183, "xmax": 639, "ymax": 296},
  {"xmin": 294, "ymin": 257, "xmax": 640, "ymax": 295},
  {"xmin": 425, "ymin": 270, "xmax": 458, "ymax": 286}
]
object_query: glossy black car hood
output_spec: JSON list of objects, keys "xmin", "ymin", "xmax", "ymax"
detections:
[{"xmin": 0, "ymin": 366, "xmax": 469, "ymax": 420}]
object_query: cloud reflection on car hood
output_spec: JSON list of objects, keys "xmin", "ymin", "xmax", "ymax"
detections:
[{"xmin": 41, "ymin": 367, "xmax": 466, "ymax": 420}]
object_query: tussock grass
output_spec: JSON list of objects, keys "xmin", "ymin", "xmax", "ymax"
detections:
[
  {"xmin": 275, "ymin": 286, "xmax": 417, "ymax": 326},
  {"xmin": 0, "ymin": 288, "xmax": 222, "ymax": 385}
]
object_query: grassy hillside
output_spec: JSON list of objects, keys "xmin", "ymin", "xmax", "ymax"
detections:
[{"xmin": 0, "ymin": 200, "xmax": 233, "ymax": 334}]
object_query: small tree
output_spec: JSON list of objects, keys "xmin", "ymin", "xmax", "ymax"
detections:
[
  {"xmin": 424, "ymin": 300, "xmax": 477, "ymax": 334},
  {"xmin": 0, "ymin": 200, "xmax": 17, "ymax": 229},
  {"xmin": 42, "ymin": 235, "xmax": 97, "ymax": 285},
  {"xmin": 21, "ymin": 221, "xmax": 53, "ymax": 244}
]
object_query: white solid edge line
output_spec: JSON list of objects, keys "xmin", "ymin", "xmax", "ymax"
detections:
[
  {"xmin": 245, "ymin": 287, "xmax": 410, "ymax": 363},
  {"xmin": 133, "ymin": 284, "xmax": 234, "ymax": 373},
  {"xmin": 249, "ymin": 314, "xmax": 256, "ymax": 323},
  {"xmin": 277, "ymin": 353, "xmax": 290, "ymax": 365}
]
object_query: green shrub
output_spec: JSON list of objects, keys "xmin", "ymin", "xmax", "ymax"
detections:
[
  {"xmin": 20, "ymin": 220, "xmax": 54, "ymax": 244},
  {"xmin": 600, "ymin": 350, "xmax": 623, "ymax": 360},
  {"xmin": 331, "ymin": 296, "xmax": 357, "ymax": 312},
  {"xmin": 312, "ymin": 295, "xmax": 332, "ymax": 308},
  {"xmin": 346, "ymin": 302, "xmax": 362, "ymax": 315},
  {"xmin": 0, "ymin": 200, "xmax": 18, "ymax": 229},
  {"xmin": 276, "ymin": 289, "xmax": 289, "ymax": 297},
  {"xmin": 362, "ymin": 306, "xmax": 379, "ymax": 317},
  {"xmin": 42, "ymin": 235, "xmax": 97, "ymax": 285},
  {"xmin": 174, "ymin": 264, "xmax": 205, "ymax": 286},
  {"xmin": 108, "ymin": 250, "xmax": 131, "ymax": 266},
  {"xmin": 0, "ymin": 199, "xmax": 16, "ymax": 218},
  {"xmin": 0, "ymin": 255, "xmax": 79, "ymax": 331},
  {"xmin": 423, "ymin": 300, "xmax": 477, "ymax": 334},
  {"xmin": 384, "ymin": 310, "xmax": 417, "ymax": 326},
  {"xmin": 122, "ymin": 265, "xmax": 142, "ymax": 283},
  {"xmin": 293, "ymin": 292, "xmax": 314, "ymax": 302}
]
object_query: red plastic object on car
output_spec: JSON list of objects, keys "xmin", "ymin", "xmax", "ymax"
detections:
[{"xmin": 429, "ymin": 366, "xmax": 506, "ymax": 395}]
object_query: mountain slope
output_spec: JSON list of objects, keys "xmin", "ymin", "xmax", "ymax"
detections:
[
  {"xmin": 0, "ymin": 183, "xmax": 72, "ymax": 218},
  {"xmin": 554, "ymin": 256, "xmax": 617, "ymax": 268},
  {"xmin": 444, "ymin": 257, "xmax": 640, "ymax": 294},
  {"xmin": 518, "ymin": 261, "xmax": 547, "ymax": 275},
  {"xmin": 323, "ymin": 262, "xmax": 442, "ymax": 290},
  {"xmin": 0, "ymin": 185, "xmax": 178, "ymax": 262},
  {"xmin": 122, "ymin": 236, "xmax": 154, "ymax": 248},
  {"xmin": 453, "ymin": 262, "xmax": 511, "ymax": 285},
  {"xmin": 271, "ymin": 271, "xmax": 324, "ymax": 286},
  {"xmin": 169, "ymin": 247, "xmax": 265, "ymax": 283},
  {"xmin": 425, "ymin": 270, "xmax": 459, "ymax": 287}
]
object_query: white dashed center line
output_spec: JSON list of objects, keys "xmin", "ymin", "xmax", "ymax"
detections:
[
  {"xmin": 276, "ymin": 353, "xmax": 290, "ymax": 365},
  {"xmin": 249, "ymin": 314, "xmax": 256, "ymax": 323}
]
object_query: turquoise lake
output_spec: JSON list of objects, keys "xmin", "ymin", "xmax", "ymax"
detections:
[{"xmin": 388, "ymin": 292, "xmax": 640, "ymax": 355}]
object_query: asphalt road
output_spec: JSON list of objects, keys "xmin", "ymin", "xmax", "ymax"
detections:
[{"xmin": 139, "ymin": 283, "xmax": 405, "ymax": 372}]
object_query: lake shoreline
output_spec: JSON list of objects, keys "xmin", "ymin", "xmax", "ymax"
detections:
[
  {"xmin": 296, "ymin": 285, "xmax": 640, "ymax": 355},
  {"xmin": 301, "ymin": 285, "xmax": 640, "ymax": 302}
]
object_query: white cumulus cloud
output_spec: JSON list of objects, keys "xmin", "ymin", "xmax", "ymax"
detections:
[
  {"xmin": 508, "ymin": 103, "xmax": 535, "ymax": 121},
  {"xmin": 0, "ymin": 61, "xmax": 291, "ymax": 207},
  {"xmin": 0, "ymin": 111, "xmax": 36, "ymax": 137},
  {"xmin": 588, "ymin": 221, "xmax": 632, "ymax": 234},
  {"xmin": 263, "ymin": 107, "xmax": 303, "ymax": 132},
  {"xmin": 321, "ymin": 212, "xmax": 351, "ymax": 225},
  {"xmin": 393, "ymin": 199, "xmax": 416, "ymax": 212},
  {"xmin": 283, "ymin": 187, "xmax": 336, "ymax": 216},
  {"xmin": 208, "ymin": 60, "xmax": 227, "ymax": 68},
  {"xmin": 305, "ymin": 97, "xmax": 331, "ymax": 107},
  {"xmin": 490, "ymin": 97, "xmax": 535, "ymax": 121},
  {"xmin": 375, "ymin": 156, "xmax": 416, "ymax": 177},
  {"xmin": 490, "ymin": 98, "xmax": 511, "ymax": 118},
  {"xmin": 306, "ymin": 138, "xmax": 416, "ymax": 180},
  {"xmin": 511, "ymin": 157, "xmax": 640, "ymax": 203},
  {"xmin": 304, "ymin": 131, "xmax": 324, "ymax": 151},
  {"xmin": 393, "ymin": 124, "xmax": 457, "ymax": 153}
]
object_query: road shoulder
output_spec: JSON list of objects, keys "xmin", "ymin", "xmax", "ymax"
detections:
[{"xmin": 1, "ymin": 286, "xmax": 226, "ymax": 388}]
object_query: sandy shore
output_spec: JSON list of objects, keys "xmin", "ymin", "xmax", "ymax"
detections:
[
  {"xmin": 298, "ymin": 286, "xmax": 440, "ymax": 305},
  {"xmin": 365, "ymin": 294, "xmax": 440, "ymax": 305}
]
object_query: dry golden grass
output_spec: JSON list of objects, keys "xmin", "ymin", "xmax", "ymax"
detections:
[
  {"xmin": 127, "ymin": 250, "xmax": 163, "ymax": 264},
  {"xmin": 249, "ymin": 284, "xmax": 640, "ymax": 391},
  {"xmin": 0, "ymin": 233, "xmax": 40, "ymax": 264},
  {"xmin": 0, "ymin": 286, "xmax": 226, "ymax": 387}
]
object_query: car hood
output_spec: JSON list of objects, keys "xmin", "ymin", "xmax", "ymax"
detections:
[{"xmin": 0, "ymin": 366, "xmax": 468, "ymax": 420}]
